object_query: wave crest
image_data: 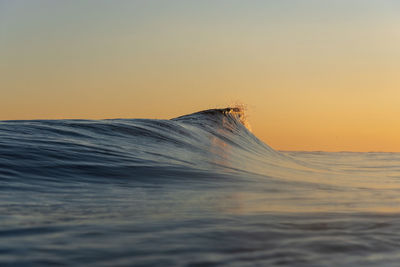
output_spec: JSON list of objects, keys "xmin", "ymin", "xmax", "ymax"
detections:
[{"xmin": 173, "ymin": 106, "xmax": 252, "ymax": 132}]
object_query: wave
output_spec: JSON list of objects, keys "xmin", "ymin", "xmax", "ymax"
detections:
[
  {"xmin": 1, "ymin": 106, "xmax": 396, "ymax": 199},
  {"xmin": 0, "ymin": 107, "xmax": 303, "ymax": 183}
]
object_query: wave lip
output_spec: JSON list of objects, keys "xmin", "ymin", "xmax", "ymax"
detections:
[{"xmin": 173, "ymin": 106, "xmax": 251, "ymax": 131}]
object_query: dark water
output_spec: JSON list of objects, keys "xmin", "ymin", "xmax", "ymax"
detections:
[{"xmin": 1, "ymin": 108, "xmax": 400, "ymax": 266}]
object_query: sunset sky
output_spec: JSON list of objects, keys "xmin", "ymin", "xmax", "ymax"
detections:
[{"xmin": 1, "ymin": 0, "xmax": 399, "ymax": 151}]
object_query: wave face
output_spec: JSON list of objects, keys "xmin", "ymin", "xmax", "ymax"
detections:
[{"xmin": 1, "ymin": 107, "xmax": 400, "ymax": 266}]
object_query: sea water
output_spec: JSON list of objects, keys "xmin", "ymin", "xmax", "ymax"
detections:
[{"xmin": 1, "ymin": 108, "xmax": 400, "ymax": 266}]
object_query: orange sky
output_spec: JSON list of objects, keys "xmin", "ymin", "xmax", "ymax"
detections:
[{"xmin": 1, "ymin": 1, "xmax": 400, "ymax": 151}]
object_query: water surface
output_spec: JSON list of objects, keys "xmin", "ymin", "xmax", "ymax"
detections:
[{"xmin": 1, "ymin": 108, "xmax": 400, "ymax": 266}]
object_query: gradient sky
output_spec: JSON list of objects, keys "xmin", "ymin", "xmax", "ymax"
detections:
[{"xmin": 1, "ymin": 0, "xmax": 400, "ymax": 151}]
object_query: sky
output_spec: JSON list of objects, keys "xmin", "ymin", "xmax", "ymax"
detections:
[{"xmin": 1, "ymin": 0, "xmax": 400, "ymax": 152}]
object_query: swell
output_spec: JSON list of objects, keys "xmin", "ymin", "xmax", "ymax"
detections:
[{"xmin": 0, "ymin": 107, "xmax": 309, "ymax": 185}]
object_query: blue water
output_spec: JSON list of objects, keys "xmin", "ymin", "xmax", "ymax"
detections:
[{"xmin": 1, "ymin": 108, "xmax": 400, "ymax": 266}]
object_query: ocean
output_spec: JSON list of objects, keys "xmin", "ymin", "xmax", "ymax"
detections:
[{"xmin": 1, "ymin": 107, "xmax": 400, "ymax": 266}]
